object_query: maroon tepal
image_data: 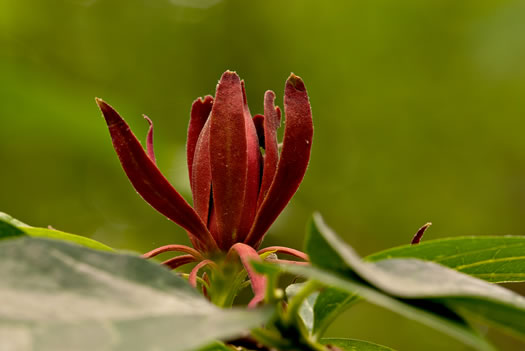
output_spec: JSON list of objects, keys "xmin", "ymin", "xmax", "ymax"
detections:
[{"xmin": 96, "ymin": 71, "xmax": 313, "ymax": 307}]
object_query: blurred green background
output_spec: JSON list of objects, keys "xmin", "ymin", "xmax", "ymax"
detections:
[{"xmin": 2, "ymin": 0, "xmax": 525, "ymax": 349}]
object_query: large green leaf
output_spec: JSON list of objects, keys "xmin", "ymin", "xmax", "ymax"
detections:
[
  {"xmin": 0, "ymin": 212, "xmax": 112, "ymax": 251},
  {"xmin": 259, "ymin": 214, "xmax": 525, "ymax": 350},
  {"xmin": 255, "ymin": 261, "xmax": 494, "ymax": 351},
  {"xmin": 301, "ymin": 213, "xmax": 525, "ymax": 346},
  {"xmin": 0, "ymin": 237, "xmax": 272, "ymax": 351},
  {"xmin": 321, "ymin": 338, "xmax": 395, "ymax": 350},
  {"xmin": 366, "ymin": 236, "xmax": 525, "ymax": 283}
]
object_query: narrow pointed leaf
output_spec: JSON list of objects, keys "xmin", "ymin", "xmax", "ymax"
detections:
[
  {"xmin": 246, "ymin": 74, "xmax": 313, "ymax": 247},
  {"xmin": 0, "ymin": 238, "xmax": 272, "ymax": 351},
  {"xmin": 366, "ymin": 236, "xmax": 525, "ymax": 283},
  {"xmin": 209, "ymin": 72, "xmax": 247, "ymax": 248},
  {"xmin": 0, "ymin": 212, "xmax": 112, "ymax": 251},
  {"xmin": 96, "ymin": 99, "xmax": 217, "ymax": 252},
  {"xmin": 187, "ymin": 96, "xmax": 213, "ymax": 186}
]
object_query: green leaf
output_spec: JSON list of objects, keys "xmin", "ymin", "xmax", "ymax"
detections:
[
  {"xmin": 197, "ymin": 341, "xmax": 234, "ymax": 351},
  {"xmin": 286, "ymin": 283, "xmax": 358, "ymax": 338},
  {"xmin": 0, "ymin": 212, "xmax": 113, "ymax": 251},
  {"xmin": 312, "ymin": 288, "xmax": 358, "ymax": 338},
  {"xmin": 0, "ymin": 215, "xmax": 25, "ymax": 239},
  {"xmin": 0, "ymin": 211, "xmax": 29, "ymax": 227},
  {"xmin": 274, "ymin": 263, "xmax": 495, "ymax": 351},
  {"xmin": 300, "ymin": 213, "xmax": 525, "ymax": 347},
  {"xmin": 0, "ymin": 237, "xmax": 272, "ymax": 351},
  {"xmin": 321, "ymin": 337, "xmax": 395, "ymax": 350},
  {"xmin": 251, "ymin": 262, "xmax": 492, "ymax": 351},
  {"xmin": 366, "ymin": 236, "xmax": 525, "ymax": 283}
]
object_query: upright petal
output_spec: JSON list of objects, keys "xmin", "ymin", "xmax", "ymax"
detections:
[
  {"xmin": 256, "ymin": 91, "xmax": 281, "ymax": 208},
  {"xmin": 187, "ymin": 95, "xmax": 213, "ymax": 187},
  {"xmin": 245, "ymin": 74, "xmax": 313, "ymax": 247},
  {"xmin": 96, "ymin": 98, "xmax": 218, "ymax": 252},
  {"xmin": 252, "ymin": 114, "xmax": 265, "ymax": 147},
  {"xmin": 209, "ymin": 71, "xmax": 248, "ymax": 249},
  {"xmin": 191, "ymin": 119, "xmax": 213, "ymax": 227},
  {"xmin": 236, "ymin": 81, "xmax": 262, "ymax": 242}
]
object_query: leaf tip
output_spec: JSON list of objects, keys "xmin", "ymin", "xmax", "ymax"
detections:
[{"xmin": 411, "ymin": 222, "xmax": 432, "ymax": 245}]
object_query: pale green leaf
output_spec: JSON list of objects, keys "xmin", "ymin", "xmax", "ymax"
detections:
[{"xmin": 0, "ymin": 237, "xmax": 272, "ymax": 351}]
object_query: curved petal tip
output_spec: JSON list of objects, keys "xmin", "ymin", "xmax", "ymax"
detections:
[
  {"xmin": 95, "ymin": 98, "xmax": 121, "ymax": 126},
  {"xmin": 286, "ymin": 73, "xmax": 306, "ymax": 92},
  {"xmin": 220, "ymin": 70, "xmax": 241, "ymax": 83}
]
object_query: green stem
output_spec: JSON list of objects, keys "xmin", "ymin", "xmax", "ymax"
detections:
[{"xmin": 251, "ymin": 328, "xmax": 295, "ymax": 349}]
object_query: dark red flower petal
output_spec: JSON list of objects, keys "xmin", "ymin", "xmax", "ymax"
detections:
[
  {"xmin": 245, "ymin": 74, "xmax": 313, "ymax": 247},
  {"xmin": 96, "ymin": 98, "xmax": 218, "ymax": 253},
  {"xmin": 187, "ymin": 96, "xmax": 213, "ymax": 187},
  {"xmin": 209, "ymin": 71, "xmax": 248, "ymax": 249},
  {"xmin": 256, "ymin": 91, "xmax": 281, "ymax": 209},
  {"xmin": 236, "ymin": 81, "xmax": 262, "ymax": 243},
  {"xmin": 252, "ymin": 114, "xmax": 265, "ymax": 147},
  {"xmin": 162, "ymin": 255, "xmax": 197, "ymax": 270},
  {"xmin": 191, "ymin": 119, "xmax": 213, "ymax": 228}
]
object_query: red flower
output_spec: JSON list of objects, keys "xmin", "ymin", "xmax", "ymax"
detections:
[{"xmin": 96, "ymin": 71, "xmax": 312, "ymax": 306}]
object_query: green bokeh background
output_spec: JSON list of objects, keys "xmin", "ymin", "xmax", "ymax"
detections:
[{"xmin": 1, "ymin": 0, "xmax": 525, "ymax": 350}]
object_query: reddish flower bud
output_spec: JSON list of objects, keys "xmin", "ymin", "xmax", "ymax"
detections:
[{"xmin": 96, "ymin": 71, "xmax": 313, "ymax": 255}]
